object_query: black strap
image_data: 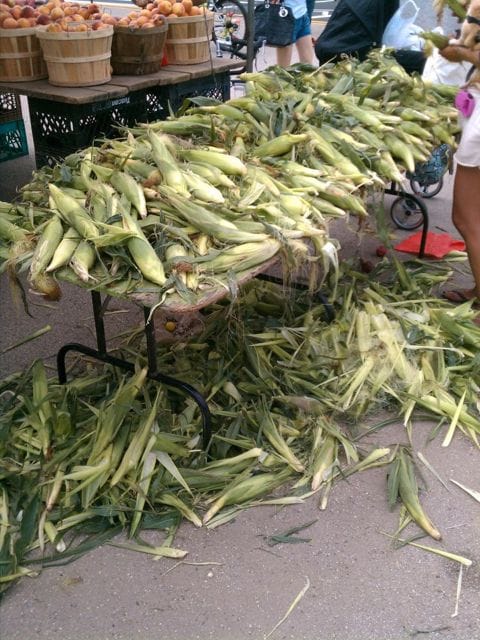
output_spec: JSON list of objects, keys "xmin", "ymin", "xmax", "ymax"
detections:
[
  {"xmin": 467, "ymin": 15, "xmax": 480, "ymax": 26},
  {"xmin": 466, "ymin": 64, "xmax": 477, "ymax": 82}
]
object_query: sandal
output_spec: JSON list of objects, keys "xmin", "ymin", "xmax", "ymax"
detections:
[{"xmin": 441, "ymin": 289, "xmax": 480, "ymax": 309}]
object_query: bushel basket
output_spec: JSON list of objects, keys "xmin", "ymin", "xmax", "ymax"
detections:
[
  {"xmin": 111, "ymin": 22, "xmax": 168, "ymax": 75},
  {"xmin": 36, "ymin": 25, "xmax": 113, "ymax": 87},
  {"xmin": 0, "ymin": 26, "xmax": 47, "ymax": 82},
  {"xmin": 165, "ymin": 13, "xmax": 214, "ymax": 65}
]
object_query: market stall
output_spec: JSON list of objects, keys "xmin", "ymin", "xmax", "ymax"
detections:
[
  {"xmin": 0, "ymin": 0, "xmax": 244, "ymax": 165},
  {"xmin": 0, "ymin": 57, "xmax": 241, "ymax": 166},
  {"xmin": 1, "ymin": 5, "xmax": 475, "ymax": 597}
]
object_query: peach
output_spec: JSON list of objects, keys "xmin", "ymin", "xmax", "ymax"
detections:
[
  {"xmin": 157, "ymin": 0, "xmax": 171, "ymax": 15},
  {"xmin": 16, "ymin": 16, "xmax": 31, "ymax": 26},
  {"xmin": 101, "ymin": 14, "xmax": 116, "ymax": 24},
  {"xmin": 20, "ymin": 5, "xmax": 35, "ymax": 18},
  {"xmin": 50, "ymin": 7, "xmax": 65, "ymax": 19},
  {"xmin": 170, "ymin": 2, "xmax": 185, "ymax": 16},
  {"xmin": 181, "ymin": 0, "xmax": 192, "ymax": 13},
  {"xmin": 35, "ymin": 14, "xmax": 51, "ymax": 24},
  {"xmin": 2, "ymin": 16, "xmax": 18, "ymax": 27}
]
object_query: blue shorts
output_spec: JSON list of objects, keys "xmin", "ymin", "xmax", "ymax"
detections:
[{"xmin": 293, "ymin": 13, "xmax": 311, "ymax": 42}]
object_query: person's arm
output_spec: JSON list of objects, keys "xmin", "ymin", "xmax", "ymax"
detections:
[{"xmin": 439, "ymin": 45, "xmax": 480, "ymax": 67}]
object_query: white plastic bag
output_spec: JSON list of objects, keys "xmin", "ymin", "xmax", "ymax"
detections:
[
  {"xmin": 382, "ymin": 0, "xmax": 423, "ymax": 51},
  {"xmin": 422, "ymin": 48, "xmax": 470, "ymax": 85},
  {"xmin": 421, "ymin": 28, "xmax": 470, "ymax": 85}
]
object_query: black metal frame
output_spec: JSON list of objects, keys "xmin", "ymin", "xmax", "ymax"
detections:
[
  {"xmin": 385, "ymin": 183, "xmax": 429, "ymax": 259},
  {"xmin": 56, "ymin": 290, "xmax": 212, "ymax": 450}
]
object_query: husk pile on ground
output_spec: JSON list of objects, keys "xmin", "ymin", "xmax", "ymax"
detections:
[{"xmin": 2, "ymin": 254, "xmax": 480, "ymax": 593}]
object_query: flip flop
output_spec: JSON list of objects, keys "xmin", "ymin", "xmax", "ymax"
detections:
[{"xmin": 441, "ymin": 289, "xmax": 480, "ymax": 309}]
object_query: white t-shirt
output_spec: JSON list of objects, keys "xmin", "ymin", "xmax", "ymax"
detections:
[{"xmin": 455, "ymin": 86, "xmax": 480, "ymax": 168}]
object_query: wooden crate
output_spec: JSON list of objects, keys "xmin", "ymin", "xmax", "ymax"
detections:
[
  {"xmin": 165, "ymin": 13, "xmax": 214, "ymax": 65},
  {"xmin": 0, "ymin": 26, "xmax": 47, "ymax": 82},
  {"xmin": 111, "ymin": 22, "xmax": 168, "ymax": 75},
  {"xmin": 36, "ymin": 25, "xmax": 113, "ymax": 87}
]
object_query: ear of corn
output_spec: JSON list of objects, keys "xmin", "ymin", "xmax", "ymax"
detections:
[
  {"xmin": 48, "ymin": 184, "xmax": 99, "ymax": 239},
  {"xmin": 391, "ymin": 448, "xmax": 442, "ymax": 540},
  {"xmin": 121, "ymin": 209, "xmax": 166, "ymax": 286},
  {"xmin": 181, "ymin": 149, "xmax": 248, "ymax": 176}
]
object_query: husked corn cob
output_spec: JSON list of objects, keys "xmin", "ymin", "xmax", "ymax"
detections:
[
  {"xmin": 48, "ymin": 184, "xmax": 99, "ymax": 239},
  {"xmin": 46, "ymin": 227, "xmax": 80, "ymax": 273},
  {"xmin": 181, "ymin": 149, "xmax": 248, "ymax": 176},
  {"xmin": 198, "ymin": 239, "xmax": 281, "ymax": 274},
  {"xmin": 122, "ymin": 210, "xmax": 166, "ymax": 286},
  {"xmin": 110, "ymin": 171, "xmax": 147, "ymax": 219},
  {"xmin": 70, "ymin": 240, "xmax": 96, "ymax": 283}
]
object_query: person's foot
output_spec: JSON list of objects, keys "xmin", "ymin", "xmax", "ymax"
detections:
[{"xmin": 441, "ymin": 288, "xmax": 480, "ymax": 308}]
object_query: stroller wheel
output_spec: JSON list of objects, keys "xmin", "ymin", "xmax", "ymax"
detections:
[
  {"xmin": 409, "ymin": 176, "xmax": 444, "ymax": 199},
  {"xmin": 390, "ymin": 195, "xmax": 426, "ymax": 230}
]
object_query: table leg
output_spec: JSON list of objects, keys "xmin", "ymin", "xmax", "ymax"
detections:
[{"xmin": 57, "ymin": 291, "xmax": 212, "ymax": 449}]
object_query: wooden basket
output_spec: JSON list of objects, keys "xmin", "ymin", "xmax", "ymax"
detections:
[
  {"xmin": 165, "ymin": 13, "xmax": 214, "ymax": 65},
  {"xmin": 111, "ymin": 22, "xmax": 168, "ymax": 75},
  {"xmin": 0, "ymin": 27, "xmax": 47, "ymax": 82},
  {"xmin": 36, "ymin": 25, "xmax": 113, "ymax": 87}
]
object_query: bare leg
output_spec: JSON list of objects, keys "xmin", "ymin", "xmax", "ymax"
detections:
[
  {"xmin": 276, "ymin": 44, "xmax": 293, "ymax": 67},
  {"xmin": 451, "ymin": 163, "xmax": 480, "ymax": 298},
  {"xmin": 295, "ymin": 34, "xmax": 314, "ymax": 64}
]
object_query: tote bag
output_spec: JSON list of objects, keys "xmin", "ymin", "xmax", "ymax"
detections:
[{"xmin": 254, "ymin": 0, "xmax": 295, "ymax": 47}]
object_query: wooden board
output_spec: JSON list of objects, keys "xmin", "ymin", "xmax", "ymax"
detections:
[
  {"xmin": 0, "ymin": 58, "xmax": 241, "ymax": 104},
  {"xmin": 55, "ymin": 255, "xmax": 280, "ymax": 314}
]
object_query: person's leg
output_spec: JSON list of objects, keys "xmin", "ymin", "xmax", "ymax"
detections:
[
  {"xmin": 450, "ymin": 164, "xmax": 480, "ymax": 299},
  {"xmin": 295, "ymin": 34, "xmax": 314, "ymax": 63},
  {"xmin": 293, "ymin": 14, "xmax": 313, "ymax": 64},
  {"xmin": 276, "ymin": 44, "xmax": 294, "ymax": 67}
]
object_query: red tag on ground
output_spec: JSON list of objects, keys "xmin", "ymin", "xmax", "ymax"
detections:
[{"xmin": 394, "ymin": 231, "xmax": 466, "ymax": 258}]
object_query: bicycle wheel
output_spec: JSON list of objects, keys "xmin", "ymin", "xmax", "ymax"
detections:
[
  {"xmin": 390, "ymin": 195, "xmax": 426, "ymax": 230},
  {"xmin": 211, "ymin": 0, "xmax": 248, "ymax": 60},
  {"xmin": 409, "ymin": 176, "xmax": 444, "ymax": 199}
]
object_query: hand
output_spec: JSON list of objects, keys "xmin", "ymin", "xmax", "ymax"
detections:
[{"xmin": 440, "ymin": 45, "xmax": 476, "ymax": 64}]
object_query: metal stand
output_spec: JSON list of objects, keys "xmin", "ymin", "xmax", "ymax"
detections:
[
  {"xmin": 56, "ymin": 290, "xmax": 212, "ymax": 449},
  {"xmin": 385, "ymin": 183, "xmax": 429, "ymax": 259}
]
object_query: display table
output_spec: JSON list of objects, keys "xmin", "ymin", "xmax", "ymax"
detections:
[{"xmin": 0, "ymin": 57, "xmax": 243, "ymax": 167}]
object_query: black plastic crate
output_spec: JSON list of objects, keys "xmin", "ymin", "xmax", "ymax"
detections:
[
  {"xmin": 0, "ymin": 92, "xmax": 22, "ymax": 125},
  {"xmin": 28, "ymin": 73, "xmax": 231, "ymax": 167},
  {"xmin": 0, "ymin": 119, "xmax": 29, "ymax": 163},
  {"xmin": 29, "ymin": 89, "xmax": 169, "ymax": 168},
  {"xmin": 164, "ymin": 72, "xmax": 231, "ymax": 114}
]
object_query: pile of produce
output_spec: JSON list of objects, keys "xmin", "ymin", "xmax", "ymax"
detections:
[
  {"xmin": 1, "ymin": 259, "xmax": 480, "ymax": 592},
  {"xmin": 0, "ymin": 1, "xmax": 114, "ymax": 28},
  {"xmin": 0, "ymin": 50, "xmax": 460, "ymax": 308},
  {"xmin": 2, "ymin": 51, "xmax": 477, "ymax": 592},
  {"xmin": 0, "ymin": 0, "xmax": 210, "ymax": 30}
]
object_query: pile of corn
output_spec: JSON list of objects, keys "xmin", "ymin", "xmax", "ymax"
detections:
[
  {"xmin": 0, "ymin": 50, "xmax": 459, "ymax": 306},
  {"xmin": 0, "ymin": 50, "xmax": 474, "ymax": 591},
  {"xmin": 2, "ymin": 256, "xmax": 480, "ymax": 591}
]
